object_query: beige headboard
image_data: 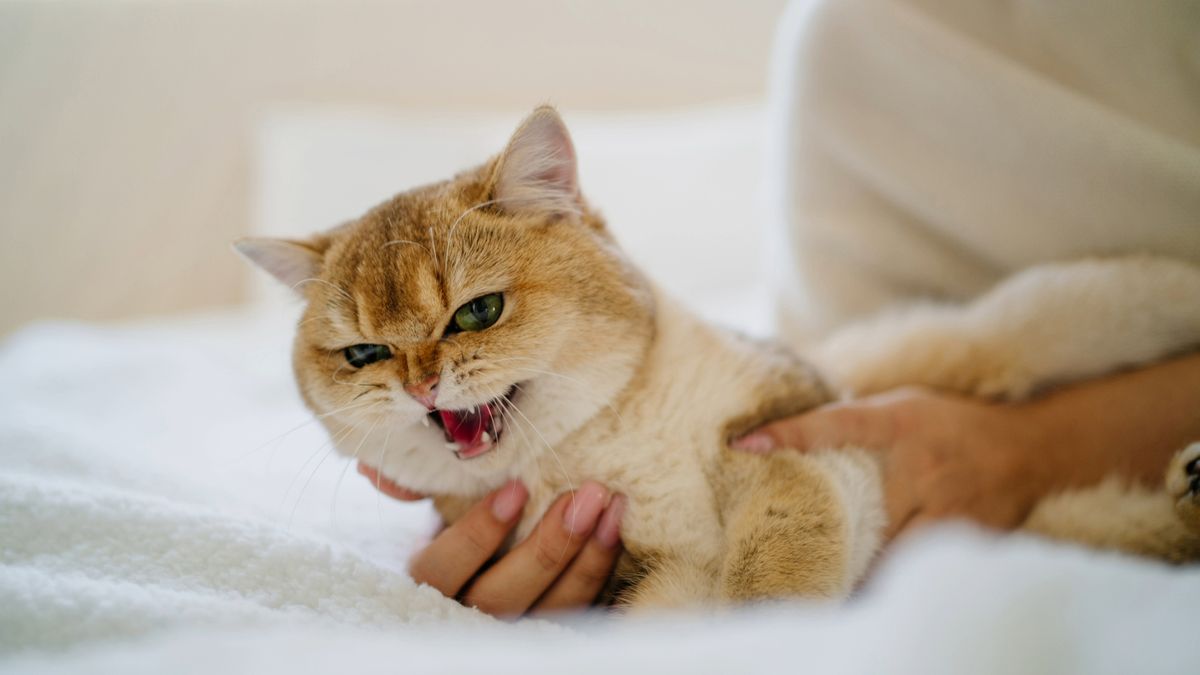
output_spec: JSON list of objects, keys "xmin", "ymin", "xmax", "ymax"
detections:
[{"xmin": 0, "ymin": 0, "xmax": 786, "ymax": 335}]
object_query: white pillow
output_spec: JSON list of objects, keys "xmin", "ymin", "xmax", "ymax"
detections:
[{"xmin": 251, "ymin": 104, "xmax": 771, "ymax": 333}]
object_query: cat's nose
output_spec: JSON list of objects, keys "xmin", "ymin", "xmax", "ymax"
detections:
[{"xmin": 403, "ymin": 374, "xmax": 439, "ymax": 410}]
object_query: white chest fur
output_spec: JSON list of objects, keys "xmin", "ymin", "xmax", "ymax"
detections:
[{"xmin": 513, "ymin": 301, "xmax": 788, "ymax": 567}]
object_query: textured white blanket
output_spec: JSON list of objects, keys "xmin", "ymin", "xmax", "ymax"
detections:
[{"xmin": 2, "ymin": 311, "xmax": 1197, "ymax": 674}]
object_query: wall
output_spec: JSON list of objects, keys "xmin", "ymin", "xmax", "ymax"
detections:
[{"xmin": 0, "ymin": 0, "xmax": 788, "ymax": 335}]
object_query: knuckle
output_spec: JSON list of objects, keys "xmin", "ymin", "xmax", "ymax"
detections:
[
  {"xmin": 570, "ymin": 555, "xmax": 615, "ymax": 589},
  {"xmin": 458, "ymin": 517, "xmax": 500, "ymax": 558},
  {"xmin": 462, "ymin": 581, "xmax": 527, "ymax": 618},
  {"xmin": 460, "ymin": 591, "xmax": 501, "ymax": 616},
  {"xmin": 764, "ymin": 422, "xmax": 798, "ymax": 449},
  {"xmin": 407, "ymin": 556, "xmax": 439, "ymax": 589},
  {"xmin": 835, "ymin": 409, "xmax": 876, "ymax": 446},
  {"xmin": 533, "ymin": 536, "xmax": 572, "ymax": 573}
]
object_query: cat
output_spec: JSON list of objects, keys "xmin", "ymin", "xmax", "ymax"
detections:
[{"xmin": 236, "ymin": 106, "xmax": 1200, "ymax": 608}]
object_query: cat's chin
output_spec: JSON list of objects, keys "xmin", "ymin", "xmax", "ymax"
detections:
[{"xmin": 366, "ymin": 431, "xmax": 509, "ymax": 497}]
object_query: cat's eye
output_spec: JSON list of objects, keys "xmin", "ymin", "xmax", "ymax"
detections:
[
  {"xmin": 449, "ymin": 293, "xmax": 504, "ymax": 333},
  {"xmin": 344, "ymin": 343, "xmax": 392, "ymax": 368}
]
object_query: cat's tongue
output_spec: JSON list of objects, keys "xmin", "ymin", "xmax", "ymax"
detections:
[{"xmin": 439, "ymin": 404, "xmax": 494, "ymax": 453}]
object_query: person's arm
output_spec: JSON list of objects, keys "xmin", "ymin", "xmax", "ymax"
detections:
[
  {"xmin": 735, "ymin": 351, "xmax": 1200, "ymax": 539},
  {"xmin": 358, "ymin": 464, "xmax": 625, "ymax": 616}
]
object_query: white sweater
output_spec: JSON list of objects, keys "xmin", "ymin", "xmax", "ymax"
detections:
[{"xmin": 768, "ymin": 0, "xmax": 1200, "ymax": 346}]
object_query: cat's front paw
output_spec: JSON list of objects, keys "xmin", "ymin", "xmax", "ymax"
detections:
[{"xmin": 1167, "ymin": 442, "xmax": 1200, "ymax": 533}]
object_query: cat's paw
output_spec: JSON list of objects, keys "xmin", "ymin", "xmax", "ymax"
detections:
[{"xmin": 1167, "ymin": 442, "xmax": 1200, "ymax": 533}]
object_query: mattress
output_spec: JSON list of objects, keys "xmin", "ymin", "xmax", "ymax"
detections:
[{"xmin": 1, "ymin": 309, "xmax": 1196, "ymax": 673}]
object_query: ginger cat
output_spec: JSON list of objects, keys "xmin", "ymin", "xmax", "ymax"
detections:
[{"xmin": 237, "ymin": 107, "xmax": 1200, "ymax": 608}]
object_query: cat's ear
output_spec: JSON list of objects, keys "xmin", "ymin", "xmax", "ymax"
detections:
[
  {"xmin": 233, "ymin": 237, "xmax": 324, "ymax": 291},
  {"xmin": 490, "ymin": 106, "xmax": 581, "ymax": 218}
]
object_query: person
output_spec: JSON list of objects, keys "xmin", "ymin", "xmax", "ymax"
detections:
[{"xmin": 361, "ymin": 0, "xmax": 1200, "ymax": 615}]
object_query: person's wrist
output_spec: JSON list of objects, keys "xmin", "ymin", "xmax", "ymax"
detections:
[
  {"xmin": 1010, "ymin": 394, "xmax": 1092, "ymax": 496},
  {"xmin": 989, "ymin": 399, "xmax": 1064, "ymax": 506}
]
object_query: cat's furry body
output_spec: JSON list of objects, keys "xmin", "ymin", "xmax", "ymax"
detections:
[
  {"xmin": 238, "ymin": 107, "xmax": 1200, "ymax": 608},
  {"xmin": 484, "ymin": 294, "xmax": 885, "ymax": 604}
]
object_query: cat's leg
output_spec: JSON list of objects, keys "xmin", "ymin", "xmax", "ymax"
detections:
[
  {"xmin": 1023, "ymin": 443, "xmax": 1200, "ymax": 563},
  {"xmin": 615, "ymin": 555, "xmax": 719, "ymax": 610},
  {"xmin": 717, "ymin": 448, "xmax": 885, "ymax": 602},
  {"xmin": 1023, "ymin": 480, "xmax": 1200, "ymax": 562},
  {"xmin": 816, "ymin": 256, "xmax": 1200, "ymax": 400},
  {"xmin": 1166, "ymin": 442, "xmax": 1200, "ymax": 535}
]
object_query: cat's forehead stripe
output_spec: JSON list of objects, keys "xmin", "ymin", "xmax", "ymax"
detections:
[
  {"xmin": 340, "ymin": 252, "xmax": 447, "ymax": 343},
  {"xmin": 319, "ymin": 193, "xmax": 530, "ymax": 344}
]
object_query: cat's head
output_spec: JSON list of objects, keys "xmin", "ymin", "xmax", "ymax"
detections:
[{"xmin": 236, "ymin": 107, "xmax": 655, "ymax": 496}]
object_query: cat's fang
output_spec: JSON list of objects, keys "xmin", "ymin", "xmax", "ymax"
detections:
[{"xmin": 433, "ymin": 385, "xmax": 516, "ymax": 459}]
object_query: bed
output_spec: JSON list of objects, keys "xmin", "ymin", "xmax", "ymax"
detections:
[
  {"xmin": 3, "ymin": 17, "xmax": 1197, "ymax": 670},
  {"xmin": 2, "ymin": 303, "xmax": 1198, "ymax": 673}
]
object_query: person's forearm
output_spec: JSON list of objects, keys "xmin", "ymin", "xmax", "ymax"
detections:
[{"xmin": 1025, "ymin": 350, "xmax": 1200, "ymax": 490}]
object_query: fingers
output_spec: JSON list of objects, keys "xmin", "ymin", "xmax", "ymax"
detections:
[
  {"xmin": 883, "ymin": 503, "xmax": 921, "ymax": 543},
  {"xmin": 890, "ymin": 511, "xmax": 944, "ymax": 545},
  {"xmin": 357, "ymin": 463, "xmax": 426, "ymax": 501},
  {"xmin": 732, "ymin": 399, "xmax": 900, "ymax": 453},
  {"xmin": 408, "ymin": 480, "xmax": 529, "ymax": 597},
  {"xmin": 460, "ymin": 481, "xmax": 611, "ymax": 617},
  {"xmin": 532, "ymin": 494, "xmax": 626, "ymax": 614}
]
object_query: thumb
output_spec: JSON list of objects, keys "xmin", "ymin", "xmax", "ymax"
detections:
[
  {"xmin": 731, "ymin": 402, "xmax": 896, "ymax": 454},
  {"xmin": 358, "ymin": 462, "xmax": 427, "ymax": 501}
]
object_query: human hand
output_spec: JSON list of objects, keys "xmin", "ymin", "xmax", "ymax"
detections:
[
  {"xmin": 357, "ymin": 463, "xmax": 625, "ymax": 617},
  {"xmin": 733, "ymin": 388, "xmax": 1051, "ymax": 541}
]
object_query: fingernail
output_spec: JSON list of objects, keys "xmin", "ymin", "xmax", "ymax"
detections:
[
  {"xmin": 594, "ymin": 493, "xmax": 626, "ymax": 549},
  {"xmin": 564, "ymin": 481, "xmax": 609, "ymax": 535},
  {"xmin": 732, "ymin": 432, "xmax": 775, "ymax": 453},
  {"xmin": 490, "ymin": 480, "xmax": 528, "ymax": 522}
]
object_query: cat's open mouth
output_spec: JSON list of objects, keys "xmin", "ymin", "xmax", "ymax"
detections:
[{"xmin": 428, "ymin": 386, "xmax": 517, "ymax": 460}]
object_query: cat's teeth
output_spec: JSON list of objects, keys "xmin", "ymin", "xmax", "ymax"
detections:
[
  {"xmin": 444, "ymin": 442, "xmax": 458, "ymax": 450},
  {"xmin": 481, "ymin": 431, "xmax": 491, "ymax": 444},
  {"xmin": 420, "ymin": 415, "xmax": 430, "ymax": 428}
]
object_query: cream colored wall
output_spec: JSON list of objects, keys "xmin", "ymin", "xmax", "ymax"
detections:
[{"xmin": 0, "ymin": 0, "xmax": 788, "ymax": 335}]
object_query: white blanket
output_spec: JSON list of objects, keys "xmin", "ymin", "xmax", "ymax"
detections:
[{"xmin": 2, "ymin": 311, "xmax": 1197, "ymax": 674}]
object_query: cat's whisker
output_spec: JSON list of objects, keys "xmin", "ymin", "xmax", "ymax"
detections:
[
  {"xmin": 441, "ymin": 197, "xmax": 547, "ymax": 283},
  {"xmin": 374, "ymin": 421, "xmax": 396, "ymax": 529},
  {"xmin": 497, "ymin": 396, "xmax": 537, "ymax": 478},
  {"xmin": 352, "ymin": 386, "xmax": 387, "ymax": 401},
  {"xmin": 332, "ymin": 364, "xmax": 380, "ymax": 389},
  {"xmin": 502, "ymin": 395, "xmax": 579, "ymax": 563},
  {"xmin": 502, "ymin": 380, "xmax": 601, "ymax": 559},
  {"xmin": 290, "ymin": 277, "xmax": 355, "ymax": 305},
  {"xmin": 514, "ymin": 369, "xmax": 626, "ymax": 426},
  {"xmin": 327, "ymin": 416, "xmax": 381, "ymax": 531},
  {"xmin": 290, "ymin": 415, "xmax": 381, "ymax": 529},
  {"xmin": 278, "ymin": 421, "xmax": 359, "ymax": 522},
  {"xmin": 233, "ymin": 399, "xmax": 378, "ymax": 469},
  {"xmin": 503, "ymin": 393, "xmax": 575, "ymax": 499},
  {"xmin": 485, "ymin": 355, "xmax": 628, "ymax": 427},
  {"xmin": 381, "ymin": 238, "xmax": 433, "ymax": 258},
  {"xmin": 495, "ymin": 396, "xmax": 554, "ymax": 553},
  {"xmin": 442, "ymin": 198, "xmax": 502, "ymax": 273},
  {"xmin": 265, "ymin": 401, "xmax": 381, "ymax": 475},
  {"xmin": 296, "ymin": 315, "xmax": 328, "ymax": 330},
  {"xmin": 427, "ymin": 225, "xmax": 440, "ymax": 281},
  {"xmin": 315, "ymin": 400, "xmax": 378, "ymax": 420}
]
